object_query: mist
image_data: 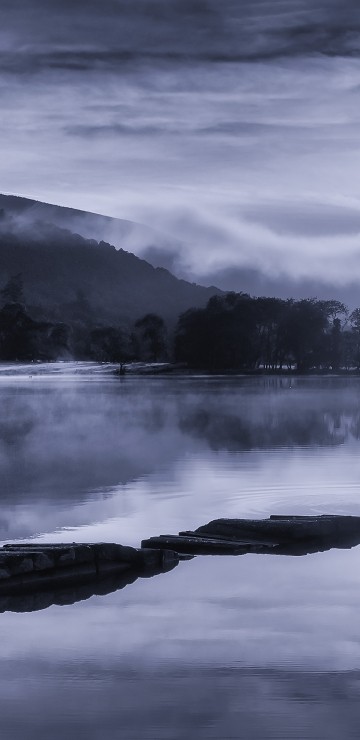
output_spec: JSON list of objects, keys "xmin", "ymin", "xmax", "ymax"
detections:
[
  {"xmin": 1, "ymin": 1, "xmax": 360, "ymax": 293},
  {"xmin": 1, "ymin": 372, "xmax": 360, "ymax": 543}
]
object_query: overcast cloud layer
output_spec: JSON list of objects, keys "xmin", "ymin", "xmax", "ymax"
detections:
[{"xmin": 2, "ymin": 0, "xmax": 360, "ymax": 288}]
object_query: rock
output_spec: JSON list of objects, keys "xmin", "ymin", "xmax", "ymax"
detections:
[
  {"xmin": 33, "ymin": 553, "xmax": 54, "ymax": 571},
  {"xmin": 141, "ymin": 535, "xmax": 263, "ymax": 555},
  {"xmin": 0, "ymin": 548, "xmax": 181, "ymax": 612},
  {"xmin": 134, "ymin": 547, "xmax": 182, "ymax": 571},
  {"xmin": 57, "ymin": 549, "xmax": 76, "ymax": 565},
  {"xmin": 0, "ymin": 553, "xmax": 34, "ymax": 575},
  {"xmin": 142, "ymin": 515, "xmax": 360, "ymax": 556},
  {"xmin": 194, "ymin": 515, "xmax": 360, "ymax": 544},
  {"xmin": 90, "ymin": 543, "xmax": 143, "ymax": 564}
]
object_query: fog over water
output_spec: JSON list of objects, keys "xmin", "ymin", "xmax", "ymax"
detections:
[
  {"xmin": 1, "ymin": 367, "xmax": 360, "ymax": 542},
  {"xmin": 1, "ymin": 369, "xmax": 360, "ymax": 738}
]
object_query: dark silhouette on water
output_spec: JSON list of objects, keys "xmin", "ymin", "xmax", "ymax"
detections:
[
  {"xmin": 0, "ymin": 542, "xmax": 181, "ymax": 613},
  {"xmin": 142, "ymin": 515, "xmax": 360, "ymax": 556},
  {"xmin": 0, "ymin": 555, "xmax": 180, "ymax": 614},
  {"xmin": 3, "ymin": 516, "xmax": 360, "ymax": 612}
]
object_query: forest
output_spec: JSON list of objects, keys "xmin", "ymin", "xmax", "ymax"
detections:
[{"xmin": 1, "ymin": 273, "xmax": 360, "ymax": 372}]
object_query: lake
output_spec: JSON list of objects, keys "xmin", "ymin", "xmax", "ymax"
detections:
[{"xmin": 1, "ymin": 365, "xmax": 360, "ymax": 739}]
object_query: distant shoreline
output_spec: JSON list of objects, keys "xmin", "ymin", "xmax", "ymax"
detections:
[{"xmin": 1, "ymin": 360, "xmax": 360, "ymax": 378}]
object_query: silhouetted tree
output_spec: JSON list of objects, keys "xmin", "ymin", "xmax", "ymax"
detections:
[
  {"xmin": 349, "ymin": 308, "xmax": 360, "ymax": 368},
  {"xmin": 280, "ymin": 299, "xmax": 329, "ymax": 371},
  {"xmin": 133, "ymin": 314, "xmax": 167, "ymax": 361},
  {"xmin": 90, "ymin": 326, "xmax": 132, "ymax": 363},
  {"xmin": 175, "ymin": 293, "xmax": 259, "ymax": 370},
  {"xmin": 175, "ymin": 293, "xmax": 351, "ymax": 372},
  {"xmin": 253, "ymin": 297, "xmax": 288, "ymax": 370},
  {"xmin": 0, "ymin": 303, "xmax": 70, "ymax": 360}
]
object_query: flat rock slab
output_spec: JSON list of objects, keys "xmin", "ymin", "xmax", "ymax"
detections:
[
  {"xmin": 196, "ymin": 515, "xmax": 360, "ymax": 543},
  {"xmin": 142, "ymin": 515, "xmax": 360, "ymax": 556},
  {"xmin": 141, "ymin": 534, "xmax": 276, "ymax": 555},
  {"xmin": 0, "ymin": 542, "xmax": 180, "ymax": 594}
]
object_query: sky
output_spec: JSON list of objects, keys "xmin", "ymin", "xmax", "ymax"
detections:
[{"xmin": 2, "ymin": 0, "xmax": 360, "ymax": 290}]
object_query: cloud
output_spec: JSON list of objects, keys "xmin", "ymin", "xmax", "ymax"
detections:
[
  {"xmin": 1, "ymin": 1, "xmax": 360, "ymax": 293},
  {"xmin": 243, "ymin": 201, "xmax": 360, "ymax": 238},
  {"xmin": 1, "ymin": 0, "xmax": 360, "ymax": 73},
  {"xmin": 132, "ymin": 199, "xmax": 360, "ymax": 285}
]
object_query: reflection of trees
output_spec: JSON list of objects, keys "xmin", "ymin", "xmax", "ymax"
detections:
[
  {"xmin": 178, "ymin": 404, "xmax": 352, "ymax": 451},
  {"xmin": 349, "ymin": 412, "xmax": 360, "ymax": 440},
  {"xmin": 0, "ymin": 417, "xmax": 34, "ymax": 445},
  {"xmin": 0, "ymin": 398, "xmax": 35, "ymax": 445},
  {"xmin": 0, "ymin": 385, "xmax": 178, "ymax": 521},
  {"xmin": 2, "ymin": 379, "xmax": 360, "ymax": 544}
]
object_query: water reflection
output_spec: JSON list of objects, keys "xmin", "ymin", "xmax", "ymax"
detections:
[
  {"xmin": 1, "ymin": 663, "xmax": 360, "ymax": 740},
  {"xmin": 1, "ymin": 371, "xmax": 360, "ymax": 738},
  {"xmin": 1, "ymin": 374, "xmax": 360, "ymax": 543},
  {"xmin": 1, "ymin": 550, "xmax": 360, "ymax": 739},
  {"xmin": 0, "ymin": 557, "xmax": 180, "ymax": 614}
]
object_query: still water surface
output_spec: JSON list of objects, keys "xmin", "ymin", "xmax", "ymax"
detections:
[{"xmin": 1, "ymin": 365, "xmax": 360, "ymax": 739}]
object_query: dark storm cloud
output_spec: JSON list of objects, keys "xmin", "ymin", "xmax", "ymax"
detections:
[{"xmin": 2, "ymin": 0, "xmax": 360, "ymax": 73}]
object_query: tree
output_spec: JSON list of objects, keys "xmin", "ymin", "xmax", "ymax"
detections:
[
  {"xmin": 281, "ymin": 299, "xmax": 329, "ymax": 372},
  {"xmin": 0, "ymin": 303, "xmax": 68, "ymax": 360},
  {"xmin": 175, "ymin": 293, "xmax": 258, "ymax": 370},
  {"xmin": 174, "ymin": 294, "xmax": 349, "ymax": 372},
  {"xmin": 133, "ymin": 314, "xmax": 167, "ymax": 361},
  {"xmin": 175, "ymin": 308, "xmax": 214, "ymax": 367},
  {"xmin": 90, "ymin": 326, "xmax": 131, "ymax": 363},
  {"xmin": 348, "ymin": 308, "xmax": 360, "ymax": 368},
  {"xmin": 328, "ymin": 318, "xmax": 342, "ymax": 370},
  {"xmin": 253, "ymin": 297, "xmax": 288, "ymax": 370}
]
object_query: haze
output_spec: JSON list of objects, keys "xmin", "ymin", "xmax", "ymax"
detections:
[{"xmin": 2, "ymin": 0, "xmax": 360, "ymax": 290}]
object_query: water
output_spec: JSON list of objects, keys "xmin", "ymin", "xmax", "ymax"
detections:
[{"xmin": 1, "ymin": 366, "xmax": 360, "ymax": 739}]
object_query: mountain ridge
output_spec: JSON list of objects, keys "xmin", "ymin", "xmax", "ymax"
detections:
[{"xmin": 0, "ymin": 194, "xmax": 221, "ymax": 327}]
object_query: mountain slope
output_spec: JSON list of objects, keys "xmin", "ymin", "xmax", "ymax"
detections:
[
  {"xmin": 0, "ymin": 200, "xmax": 220, "ymax": 326},
  {"xmin": 0, "ymin": 193, "xmax": 172, "ymax": 255}
]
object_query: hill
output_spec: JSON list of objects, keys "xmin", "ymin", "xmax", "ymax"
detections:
[
  {"xmin": 0, "ymin": 193, "xmax": 166, "ymax": 254},
  {"xmin": 0, "ymin": 196, "xmax": 220, "ymax": 327}
]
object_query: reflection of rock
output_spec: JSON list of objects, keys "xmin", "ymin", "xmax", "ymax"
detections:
[
  {"xmin": 0, "ymin": 569, "xmax": 139, "ymax": 614},
  {"xmin": 5, "ymin": 514, "xmax": 360, "ymax": 613},
  {"xmin": 0, "ymin": 542, "xmax": 180, "ymax": 612},
  {"xmin": 178, "ymin": 406, "xmax": 348, "ymax": 451},
  {"xmin": 142, "ymin": 515, "xmax": 360, "ymax": 556}
]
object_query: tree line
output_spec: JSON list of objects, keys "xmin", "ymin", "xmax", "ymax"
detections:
[
  {"xmin": 0, "ymin": 274, "xmax": 167, "ymax": 362},
  {"xmin": 2, "ymin": 273, "xmax": 360, "ymax": 372},
  {"xmin": 175, "ymin": 292, "xmax": 360, "ymax": 371}
]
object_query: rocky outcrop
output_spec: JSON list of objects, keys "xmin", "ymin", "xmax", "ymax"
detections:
[
  {"xmin": 0, "ymin": 552, "xmax": 180, "ymax": 614},
  {"xmin": 0, "ymin": 542, "xmax": 180, "ymax": 597},
  {"xmin": 3, "ymin": 515, "xmax": 360, "ymax": 612},
  {"xmin": 141, "ymin": 515, "xmax": 360, "ymax": 556}
]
